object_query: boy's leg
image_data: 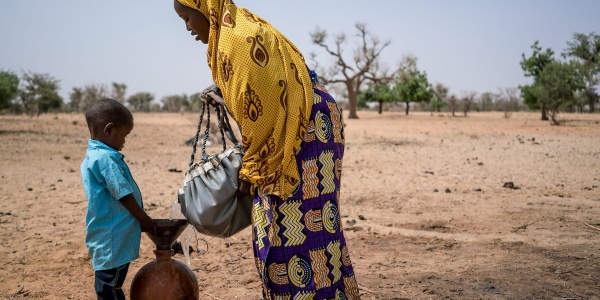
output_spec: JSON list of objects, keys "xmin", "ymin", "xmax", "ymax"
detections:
[{"xmin": 94, "ymin": 263, "xmax": 130, "ymax": 300}]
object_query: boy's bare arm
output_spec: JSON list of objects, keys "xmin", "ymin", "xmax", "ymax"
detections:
[{"xmin": 119, "ymin": 194, "xmax": 154, "ymax": 232}]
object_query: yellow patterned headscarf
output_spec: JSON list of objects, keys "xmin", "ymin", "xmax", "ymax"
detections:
[{"xmin": 178, "ymin": 0, "xmax": 313, "ymax": 198}]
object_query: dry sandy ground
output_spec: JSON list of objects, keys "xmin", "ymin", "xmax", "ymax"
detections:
[{"xmin": 1, "ymin": 111, "xmax": 599, "ymax": 300}]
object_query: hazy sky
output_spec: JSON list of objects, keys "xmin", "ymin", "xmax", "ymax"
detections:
[{"xmin": 1, "ymin": 0, "xmax": 599, "ymax": 102}]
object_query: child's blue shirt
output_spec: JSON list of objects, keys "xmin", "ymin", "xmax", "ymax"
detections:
[{"xmin": 81, "ymin": 139, "xmax": 143, "ymax": 271}]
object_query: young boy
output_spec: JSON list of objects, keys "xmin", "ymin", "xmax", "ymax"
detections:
[{"xmin": 80, "ymin": 98, "xmax": 154, "ymax": 300}]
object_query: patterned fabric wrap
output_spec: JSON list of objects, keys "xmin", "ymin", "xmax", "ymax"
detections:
[
  {"xmin": 251, "ymin": 89, "xmax": 359, "ymax": 299},
  {"xmin": 177, "ymin": 0, "xmax": 313, "ymax": 198}
]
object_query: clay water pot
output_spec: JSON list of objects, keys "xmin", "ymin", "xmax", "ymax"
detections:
[{"xmin": 130, "ymin": 219, "xmax": 199, "ymax": 300}]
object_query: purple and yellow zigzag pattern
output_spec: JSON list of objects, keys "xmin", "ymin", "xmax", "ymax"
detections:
[
  {"xmin": 319, "ymin": 151, "xmax": 335, "ymax": 195},
  {"xmin": 253, "ymin": 201, "xmax": 269, "ymax": 250},
  {"xmin": 312, "ymin": 92, "xmax": 322, "ymax": 105},
  {"xmin": 293, "ymin": 290, "xmax": 316, "ymax": 300},
  {"xmin": 280, "ymin": 201, "xmax": 306, "ymax": 246},
  {"xmin": 327, "ymin": 240, "xmax": 342, "ymax": 284}
]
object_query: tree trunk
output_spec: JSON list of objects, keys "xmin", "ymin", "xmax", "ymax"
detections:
[
  {"xmin": 378, "ymin": 101, "xmax": 383, "ymax": 114},
  {"xmin": 548, "ymin": 108, "xmax": 560, "ymax": 125},
  {"xmin": 588, "ymin": 92, "xmax": 596, "ymax": 113},
  {"xmin": 405, "ymin": 102, "xmax": 410, "ymax": 115},
  {"xmin": 346, "ymin": 81, "xmax": 359, "ymax": 119},
  {"xmin": 541, "ymin": 103, "xmax": 548, "ymax": 121}
]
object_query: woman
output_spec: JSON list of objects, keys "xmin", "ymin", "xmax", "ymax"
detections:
[{"xmin": 174, "ymin": 1, "xmax": 360, "ymax": 298}]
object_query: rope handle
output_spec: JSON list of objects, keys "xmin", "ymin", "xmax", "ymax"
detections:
[{"xmin": 188, "ymin": 85, "xmax": 243, "ymax": 168}]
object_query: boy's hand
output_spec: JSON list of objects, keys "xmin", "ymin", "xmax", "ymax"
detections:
[
  {"xmin": 119, "ymin": 194, "xmax": 155, "ymax": 233},
  {"xmin": 140, "ymin": 217, "xmax": 155, "ymax": 233}
]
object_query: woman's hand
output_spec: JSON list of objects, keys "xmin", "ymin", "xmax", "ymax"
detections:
[
  {"xmin": 237, "ymin": 178, "xmax": 251, "ymax": 198},
  {"xmin": 202, "ymin": 96, "xmax": 219, "ymax": 107},
  {"xmin": 201, "ymin": 84, "xmax": 223, "ymax": 107}
]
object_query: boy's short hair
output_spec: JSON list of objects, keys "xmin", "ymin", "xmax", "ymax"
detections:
[{"xmin": 85, "ymin": 98, "xmax": 133, "ymax": 134}]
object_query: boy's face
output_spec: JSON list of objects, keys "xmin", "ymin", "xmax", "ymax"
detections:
[
  {"xmin": 102, "ymin": 120, "xmax": 134, "ymax": 152},
  {"xmin": 174, "ymin": 0, "xmax": 210, "ymax": 44}
]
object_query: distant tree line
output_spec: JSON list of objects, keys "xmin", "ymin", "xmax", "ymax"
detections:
[
  {"xmin": 0, "ymin": 70, "xmax": 205, "ymax": 115},
  {"xmin": 311, "ymin": 24, "xmax": 598, "ymax": 124},
  {"xmin": 2, "ymin": 27, "xmax": 597, "ymax": 125},
  {"xmin": 309, "ymin": 22, "xmax": 532, "ymax": 119},
  {"xmin": 352, "ymin": 54, "xmax": 526, "ymax": 119}
]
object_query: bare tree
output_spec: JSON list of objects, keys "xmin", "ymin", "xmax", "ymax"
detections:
[
  {"xmin": 448, "ymin": 95, "xmax": 458, "ymax": 117},
  {"xmin": 68, "ymin": 83, "xmax": 110, "ymax": 113},
  {"xmin": 461, "ymin": 91, "xmax": 477, "ymax": 117},
  {"xmin": 310, "ymin": 23, "xmax": 394, "ymax": 119},
  {"xmin": 69, "ymin": 87, "xmax": 84, "ymax": 112},
  {"xmin": 479, "ymin": 92, "xmax": 496, "ymax": 112},
  {"xmin": 498, "ymin": 87, "xmax": 520, "ymax": 118}
]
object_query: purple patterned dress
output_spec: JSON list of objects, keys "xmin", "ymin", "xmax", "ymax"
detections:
[{"xmin": 251, "ymin": 88, "xmax": 360, "ymax": 299}]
